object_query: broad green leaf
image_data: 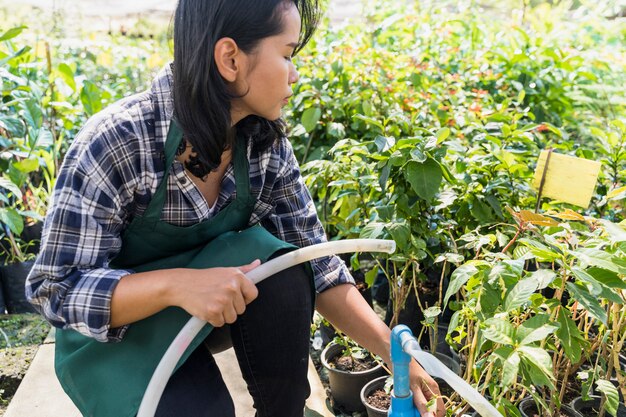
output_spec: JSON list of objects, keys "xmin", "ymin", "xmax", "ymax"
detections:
[
  {"xmin": 0, "ymin": 26, "xmax": 27, "ymax": 41},
  {"xmin": 0, "ymin": 177, "xmax": 22, "ymax": 199},
  {"xmin": 364, "ymin": 267, "xmax": 379, "ymax": 287},
  {"xmin": 443, "ymin": 263, "xmax": 479, "ymax": 306},
  {"xmin": 482, "ymin": 317, "xmax": 515, "ymax": 345},
  {"xmin": 80, "ymin": 80, "xmax": 103, "ymax": 116},
  {"xmin": 519, "ymin": 315, "xmax": 558, "ymax": 345},
  {"xmin": 566, "ymin": 282, "xmax": 608, "ymax": 324},
  {"xmin": 504, "ymin": 278, "xmax": 539, "ymax": 312},
  {"xmin": 502, "ymin": 350, "xmax": 520, "ymax": 386},
  {"xmin": 476, "ymin": 281, "xmax": 501, "ymax": 320},
  {"xmin": 359, "ymin": 222, "xmax": 386, "ymax": 239},
  {"xmin": 572, "ymin": 248, "xmax": 620, "ymax": 273},
  {"xmin": 556, "ymin": 308, "xmax": 584, "ymax": 363},
  {"xmin": 518, "ymin": 238, "xmax": 560, "ymax": 262},
  {"xmin": 436, "ymin": 128, "xmax": 450, "ymax": 144},
  {"xmin": 519, "ymin": 346, "xmax": 555, "ymax": 389},
  {"xmin": 374, "ymin": 135, "xmax": 395, "ymax": 153},
  {"xmin": 36, "ymin": 129, "xmax": 54, "ymax": 147},
  {"xmin": 530, "ymin": 269, "xmax": 557, "ymax": 290},
  {"xmin": 0, "ymin": 207, "xmax": 24, "ymax": 235},
  {"xmin": 301, "ymin": 107, "xmax": 321, "ymax": 133},
  {"xmin": 572, "ymin": 267, "xmax": 604, "ymax": 296},
  {"xmin": 470, "ymin": 196, "xmax": 494, "ymax": 223},
  {"xmin": 405, "ymin": 158, "xmax": 442, "ymax": 201},
  {"xmin": 20, "ymin": 98, "xmax": 43, "ymax": 130},
  {"xmin": 573, "ymin": 267, "xmax": 623, "ymax": 304},
  {"xmin": 587, "ymin": 267, "xmax": 626, "ymax": 290},
  {"xmin": 598, "ymin": 219, "xmax": 626, "ymax": 243},
  {"xmin": 57, "ymin": 62, "xmax": 76, "ymax": 92},
  {"xmin": 385, "ymin": 220, "xmax": 410, "ymax": 251},
  {"xmin": 13, "ymin": 158, "xmax": 39, "ymax": 173},
  {"xmin": 596, "ymin": 379, "xmax": 619, "ymax": 416}
]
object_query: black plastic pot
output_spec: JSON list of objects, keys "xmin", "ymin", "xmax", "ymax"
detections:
[
  {"xmin": 519, "ymin": 397, "xmax": 584, "ymax": 417},
  {"xmin": 360, "ymin": 375, "xmax": 389, "ymax": 417},
  {"xmin": 321, "ymin": 342, "xmax": 387, "ymax": 412},
  {"xmin": 570, "ymin": 395, "xmax": 626, "ymax": 417},
  {"xmin": 0, "ymin": 260, "xmax": 36, "ymax": 314}
]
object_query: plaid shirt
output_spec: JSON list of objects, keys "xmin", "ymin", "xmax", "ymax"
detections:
[{"xmin": 26, "ymin": 65, "xmax": 353, "ymax": 342}]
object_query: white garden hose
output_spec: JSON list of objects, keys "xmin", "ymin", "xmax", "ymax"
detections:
[{"xmin": 137, "ymin": 239, "xmax": 396, "ymax": 417}]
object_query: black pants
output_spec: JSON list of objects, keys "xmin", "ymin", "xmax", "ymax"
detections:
[{"xmin": 155, "ymin": 264, "xmax": 313, "ymax": 417}]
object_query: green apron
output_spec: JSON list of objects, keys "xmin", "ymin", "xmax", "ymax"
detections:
[{"xmin": 55, "ymin": 121, "xmax": 308, "ymax": 417}]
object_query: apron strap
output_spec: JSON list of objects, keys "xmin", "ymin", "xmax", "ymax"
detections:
[
  {"xmin": 142, "ymin": 120, "xmax": 184, "ymax": 222},
  {"xmin": 232, "ymin": 131, "xmax": 251, "ymax": 202}
]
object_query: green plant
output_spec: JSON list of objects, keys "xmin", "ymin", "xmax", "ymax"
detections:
[{"xmin": 443, "ymin": 210, "xmax": 625, "ymax": 416}]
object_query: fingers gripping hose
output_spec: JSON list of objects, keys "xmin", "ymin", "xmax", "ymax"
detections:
[{"xmin": 137, "ymin": 239, "xmax": 396, "ymax": 417}]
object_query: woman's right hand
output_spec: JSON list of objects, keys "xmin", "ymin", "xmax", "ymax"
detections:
[{"xmin": 168, "ymin": 260, "xmax": 261, "ymax": 327}]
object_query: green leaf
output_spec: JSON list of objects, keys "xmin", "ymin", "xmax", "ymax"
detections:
[
  {"xmin": 57, "ymin": 63, "xmax": 76, "ymax": 92},
  {"xmin": 572, "ymin": 248, "xmax": 620, "ymax": 273},
  {"xmin": 0, "ymin": 207, "xmax": 24, "ymax": 235},
  {"xmin": 518, "ymin": 346, "xmax": 555, "ymax": 389},
  {"xmin": 0, "ymin": 177, "xmax": 22, "ymax": 199},
  {"xmin": 443, "ymin": 263, "xmax": 479, "ymax": 307},
  {"xmin": 556, "ymin": 308, "xmax": 584, "ymax": 363},
  {"xmin": 360, "ymin": 222, "xmax": 386, "ymax": 239},
  {"xmin": 596, "ymin": 379, "xmax": 619, "ymax": 416},
  {"xmin": 482, "ymin": 317, "xmax": 515, "ymax": 345},
  {"xmin": 374, "ymin": 135, "xmax": 395, "ymax": 152},
  {"xmin": 530, "ymin": 269, "xmax": 557, "ymax": 290},
  {"xmin": 436, "ymin": 128, "xmax": 450, "ymax": 144},
  {"xmin": 566, "ymin": 282, "xmax": 608, "ymax": 324},
  {"xmin": 470, "ymin": 196, "xmax": 494, "ymax": 223},
  {"xmin": 502, "ymin": 350, "xmax": 520, "ymax": 386},
  {"xmin": 518, "ymin": 238, "xmax": 560, "ymax": 262},
  {"xmin": 504, "ymin": 278, "xmax": 539, "ymax": 312},
  {"xmin": 0, "ymin": 26, "xmax": 27, "ymax": 41},
  {"xmin": 80, "ymin": 80, "xmax": 103, "ymax": 116},
  {"xmin": 385, "ymin": 220, "xmax": 411, "ymax": 251},
  {"xmin": 518, "ymin": 314, "xmax": 558, "ymax": 345},
  {"xmin": 572, "ymin": 267, "xmax": 623, "ymax": 304},
  {"xmin": 365, "ymin": 267, "xmax": 379, "ymax": 287},
  {"xmin": 405, "ymin": 158, "xmax": 442, "ymax": 201},
  {"xmin": 587, "ymin": 267, "xmax": 626, "ymax": 290},
  {"xmin": 13, "ymin": 158, "xmax": 39, "ymax": 173},
  {"xmin": 20, "ymin": 99, "xmax": 43, "ymax": 130},
  {"xmin": 476, "ymin": 281, "xmax": 501, "ymax": 320}
]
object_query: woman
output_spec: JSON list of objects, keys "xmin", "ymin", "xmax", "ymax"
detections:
[{"xmin": 26, "ymin": 1, "xmax": 443, "ymax": 416}]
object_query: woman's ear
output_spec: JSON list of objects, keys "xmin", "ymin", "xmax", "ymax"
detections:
[{"xmin": 214, "ymin": 37, "xmax": 241, "ymax": 83}]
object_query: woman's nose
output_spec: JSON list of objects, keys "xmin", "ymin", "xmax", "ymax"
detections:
[{"xmin": 289, "ymin": 62, "xmax": 299, "ymax": 84}]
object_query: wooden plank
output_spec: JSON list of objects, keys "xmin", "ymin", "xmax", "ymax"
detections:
[{"xmin": 532, "ymin": 150, "xmax": 601, "ymax": 208}]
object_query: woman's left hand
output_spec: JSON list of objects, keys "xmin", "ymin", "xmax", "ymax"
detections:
[{"xmin": 409, "ymin": 360, "xmax": 445, "ymax": 417}]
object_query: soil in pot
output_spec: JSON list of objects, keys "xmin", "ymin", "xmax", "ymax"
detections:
[
  {"xmin": 519, "ymin": 397, "xmax": 584, "ymax": 417},
  {"xmin": 570, "ymin": 395, "xmax": 626, "ymax": 417},
  {"xmin": 321, "ymin": 342, "xmax": 387, "ymax": 413},
  {"xmin": 361, "ymin": 376, "xmax": 391, "ymax": 417}
]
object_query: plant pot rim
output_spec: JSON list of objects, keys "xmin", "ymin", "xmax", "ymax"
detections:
[
  {"xmin": 360, "ymin": 375, "xmax": 390, "ymax": 413},
  {"xmin": 321, "ymin": 342, "xmax": 385, "ymax": 375}
]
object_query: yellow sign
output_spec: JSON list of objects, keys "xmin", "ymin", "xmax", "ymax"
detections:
[{"xmin": 532, "ymin": 150, "xmax": 601, "ymax": 208}]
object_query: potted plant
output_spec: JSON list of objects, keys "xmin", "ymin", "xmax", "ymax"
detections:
[
  {"xmin": 361, "ymin": 375, "xmax": 392, "ymax": 417},
  {"xmin": 321, "ymin": 334, "xmax": 388, "ymax": 413}
]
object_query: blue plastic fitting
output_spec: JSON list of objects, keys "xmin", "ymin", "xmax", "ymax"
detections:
[{"xmin": 388, "ymin": 325, "xmax": 420, "ymax": 417}]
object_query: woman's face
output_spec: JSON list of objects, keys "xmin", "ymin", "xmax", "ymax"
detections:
[{"xmin": 230, "ymin": 2, "xmax": 301, "ymax": 123}]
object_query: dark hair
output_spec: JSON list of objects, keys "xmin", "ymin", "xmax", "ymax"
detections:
[{"xmin": 172, "ymin": 0, "xmax": 320, "ymax": 177}]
